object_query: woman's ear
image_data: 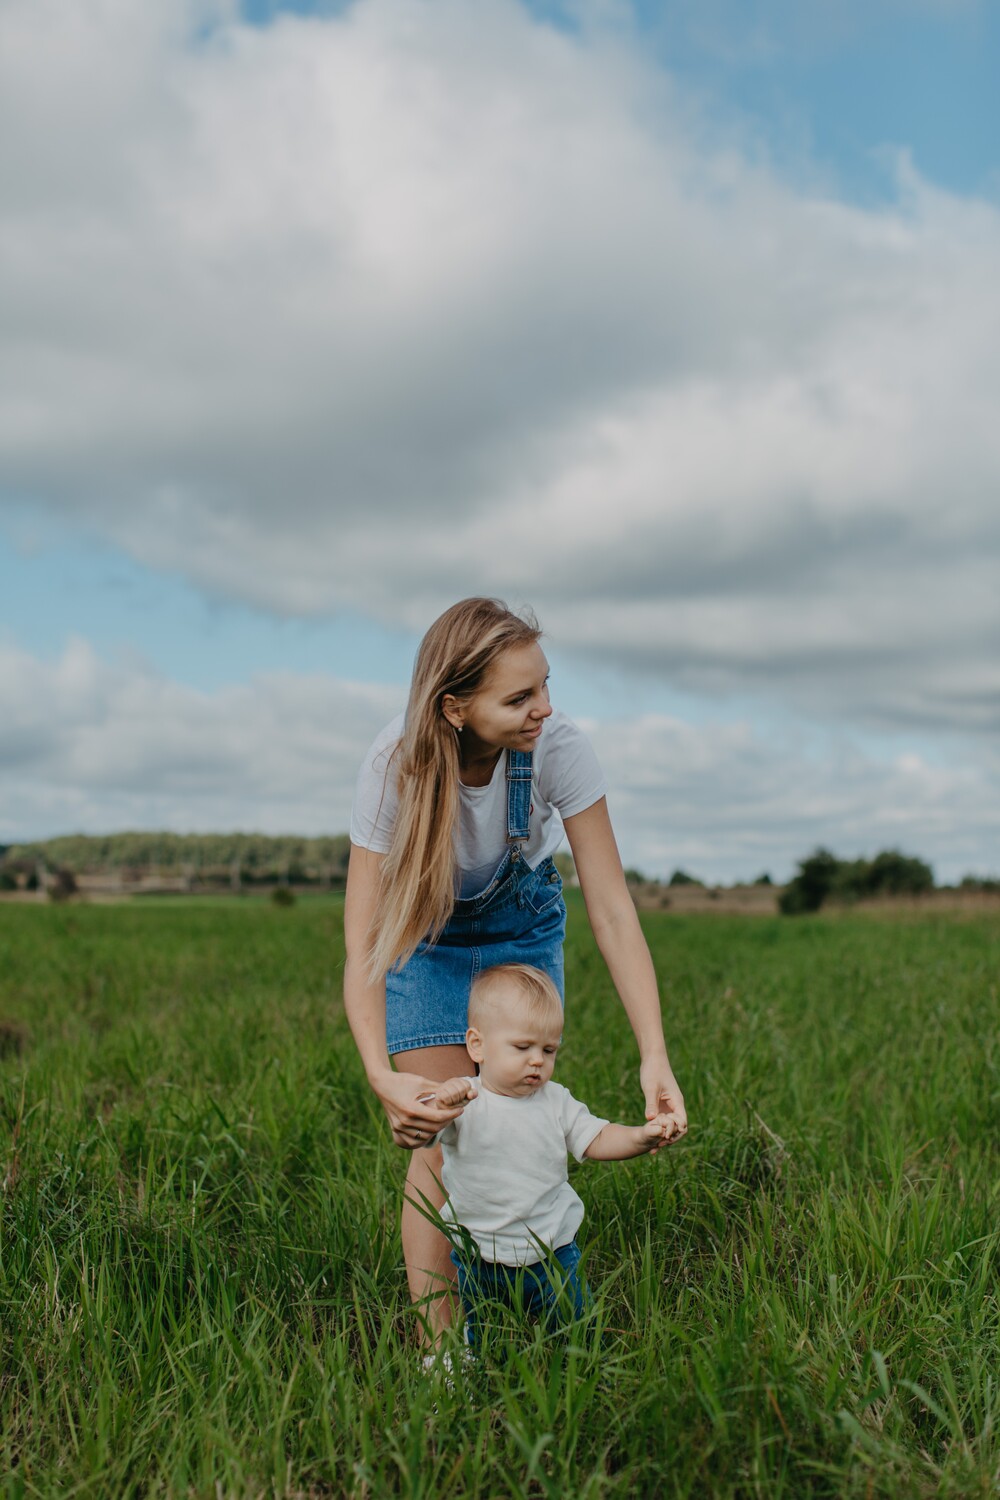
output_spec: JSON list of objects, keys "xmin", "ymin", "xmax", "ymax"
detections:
[
  {"xmin": 466, "ymin": 1026, "xmax": 484, "ymax": 1063},
  {"xmin": 441, "ymin": 694, "xmax": 464, "ymax": 732}
]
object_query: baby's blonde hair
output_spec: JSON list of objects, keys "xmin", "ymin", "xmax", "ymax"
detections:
[{"xmin": 468, "ymin": 963, "xmax": 564, "ymax": 1032}]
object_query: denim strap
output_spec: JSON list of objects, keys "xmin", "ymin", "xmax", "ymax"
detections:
[{"xmin": 505, "ymin": 749, "xmax": 533, "ymax": 845}]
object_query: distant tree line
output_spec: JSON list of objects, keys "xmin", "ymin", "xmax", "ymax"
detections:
[
  {"xmin": 957, "ymin": 874, "xmax": 1000, "ymax": 894},
  {"xmin": 1, "ymin": 832, "xmax": 352, "ymax": 888},
  {"xmin": 621, "ymin": 850, "xmax": 998, "ymax": 916},
  {"xmin": 623, "ymin": 867, "xmax": 775, "ymax": 889},
  {"xmin": 3, "ymin": 836, "xmax": 997, "ymax": 909}
]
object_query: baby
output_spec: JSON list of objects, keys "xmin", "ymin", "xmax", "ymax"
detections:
[{"xmin": 428, "ymin": 962, "xmax": 681, "ymax": 1348}]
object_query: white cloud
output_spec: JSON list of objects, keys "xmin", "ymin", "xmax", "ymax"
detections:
[
  {"xmin": 1, "ymin": 0, "xmax": 998, "ymax": 742},
  {"xmin": 2, "ymin": 640, "xmax": 997, "ymax": 883},
  {"xmin": 590, "ymin": 715, "xmax": 1000, "ymax": 884},
  {"xmin": 0, "ymin": 637, "xmax": 403, "ymax": 839}
]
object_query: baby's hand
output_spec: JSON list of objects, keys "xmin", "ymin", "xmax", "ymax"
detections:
[
  {"xmin": 417, "ymin": 1077, "xmax": 478, "ymax": 1111},
  {"xmin": 645, "ymin": 1113, "xmax": 684, "ymax": 1152}
]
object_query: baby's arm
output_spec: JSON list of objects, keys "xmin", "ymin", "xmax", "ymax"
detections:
[{"xmin": 584, "ymin": 1113, "xmax": 681, "ymax": 1161}]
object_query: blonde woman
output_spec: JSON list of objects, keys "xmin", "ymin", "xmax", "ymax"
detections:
[{"xmin": 344, "ymin": 598, "xmax": 686, "ymax": 1343}]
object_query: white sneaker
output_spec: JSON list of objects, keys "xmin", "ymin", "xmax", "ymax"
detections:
[{"xmin": 421, "ymin": 1347, "xmax": 475, "ymax": 1396}]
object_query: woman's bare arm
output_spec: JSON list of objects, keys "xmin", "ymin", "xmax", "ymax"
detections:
[
  {"xmin": 343, "ymin": 844, "xmax": 472, "ymax": 1146},
  {"xmin": 563, "ymin": 799, "xmax": 687, "ymax": 1131}
]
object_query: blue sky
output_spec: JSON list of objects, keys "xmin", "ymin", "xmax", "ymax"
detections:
[
  {"xmin": 635, "ymin": 1, "xmax": 999, "ymax": 199},
  {"xmin": 1, "ymin": 0, "xmax": 997, "ymax": 880},
  {"xmin": 243, "ymin": 0, "xmax": 1000, "ymax": 198}
]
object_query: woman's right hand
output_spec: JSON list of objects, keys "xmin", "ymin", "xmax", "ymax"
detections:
[{"xmin": 371, "ymin": 1069, "xmax": 476, "ymax": 1150}]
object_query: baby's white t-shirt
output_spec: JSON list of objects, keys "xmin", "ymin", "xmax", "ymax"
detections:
[
  {"xmin": 433, "ymin": 1081, "xmax": 608, "ymax": 1266},
  {"xmin": 350, "ymin": 709, "xmax": 607, "ymax": 896}
]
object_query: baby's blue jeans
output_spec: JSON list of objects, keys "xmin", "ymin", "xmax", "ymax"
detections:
[{"xmin": 450, "ymin": 1240, "xmax": 590, "ymax": 1349}]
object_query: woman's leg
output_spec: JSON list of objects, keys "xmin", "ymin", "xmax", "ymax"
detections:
[{"xmin": 394, "ymin": 1042, "xmax": 472, "ymax": 1345}]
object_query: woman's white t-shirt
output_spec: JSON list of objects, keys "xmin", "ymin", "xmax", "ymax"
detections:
[{"xmin": 350, "ymin": 709, "xmax": 607, "ymax": 897}]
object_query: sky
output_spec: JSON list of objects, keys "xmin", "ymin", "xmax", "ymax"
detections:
[{"xmin": 1, "ymin": 0, "xmax": 998, "ymax": 883}]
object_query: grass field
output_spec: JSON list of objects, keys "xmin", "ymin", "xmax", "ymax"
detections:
[{"xmin": 0, "ymin": 895, "xmax": 998, "ymax": 1498}]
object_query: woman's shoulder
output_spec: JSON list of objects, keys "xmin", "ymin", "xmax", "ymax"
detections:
[
  {"xmin": 361, "ymin": 712, "xmax": 406, "ymax": 769},
  {"xmin": 538, "ymin": 708, "xmax": 592, "ymax": 749},
  {"xmin": 534, "ymin": 709, "xmax": 606, "ymax": 814},
  {"xmin": 534, "ymin": 707, "xmax": 603, "ymax": 773},
  {"xmin": 351, "ymin": 714, "xmax": 406, "ymax": 851}
]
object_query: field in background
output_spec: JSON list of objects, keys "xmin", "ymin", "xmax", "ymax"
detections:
[
  {"xmin": 9, "ymin": 880, "xmax": 1000, "ymax": 922},
  {"xmin": 0, "ymin": 895, "xmax": 998, "ymax": 1497},
  {"xmin": 630, "ymin": 883, "xmax": 1000, "ymax": 918}
]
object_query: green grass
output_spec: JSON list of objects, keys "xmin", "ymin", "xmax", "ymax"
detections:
[{"xmin": 0, "ymin": 895, "xmax": 998, "ymax": 1497}]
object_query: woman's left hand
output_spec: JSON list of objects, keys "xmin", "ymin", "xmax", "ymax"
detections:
[{"xmin": 640, "ymin": 1055, "xmax": 687, "ymax": 1141}]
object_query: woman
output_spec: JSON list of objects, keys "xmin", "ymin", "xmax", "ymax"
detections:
[{"xmin": 343, "ymin": 598, "xmax": 686, "ymax": 1341}]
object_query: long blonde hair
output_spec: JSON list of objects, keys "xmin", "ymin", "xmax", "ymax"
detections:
[{"xmin": 369, "ymin": 598, "xmax": 541, "ymax": 978}]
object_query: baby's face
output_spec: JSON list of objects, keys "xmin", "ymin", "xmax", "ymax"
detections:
[{"xmin": 468, "ymin": 996, "xmax": 562, "ymax": 1098}]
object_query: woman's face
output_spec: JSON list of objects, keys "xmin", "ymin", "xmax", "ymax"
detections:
[{"xmin": 449, "ymin": 640, "xmax": 552, "ymax": 754}]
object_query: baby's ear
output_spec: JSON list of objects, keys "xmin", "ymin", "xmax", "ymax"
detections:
[{"xmin": 466, "ymin": 1026, "xmax": 484, "ymax": 1062}]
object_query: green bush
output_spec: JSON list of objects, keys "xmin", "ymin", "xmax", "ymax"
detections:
[
  {"xmin": 864, "ymin": 849, "xmax": 934, "ymax": 897},
  {"xmin": 781, "ymin": 847, "xmax": 934, "ymax": 914},
  {"xmin": 779, "ymin": 848, "xmax": 840, "ymax": 914}
]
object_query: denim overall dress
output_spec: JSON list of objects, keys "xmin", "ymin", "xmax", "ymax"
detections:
[{"xmin": 384, "ymin": 749, "xmax": 566, "ymax": 1055}]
